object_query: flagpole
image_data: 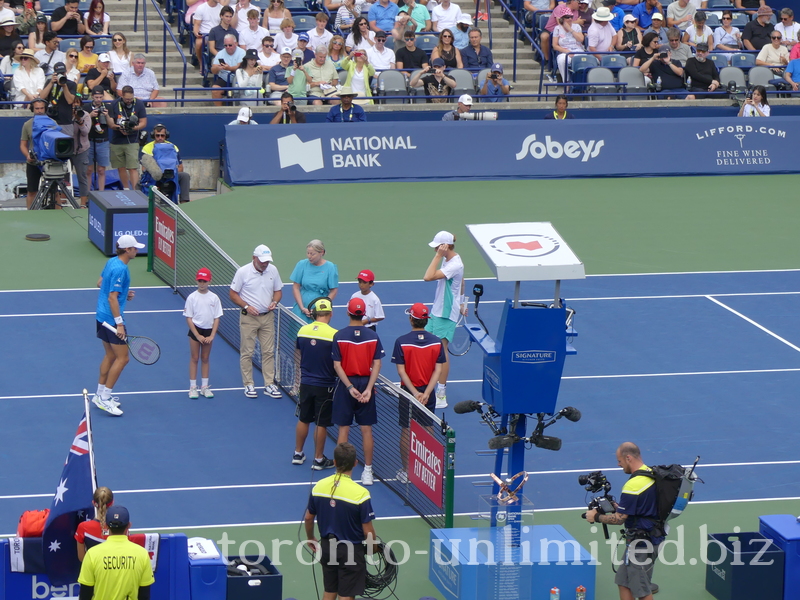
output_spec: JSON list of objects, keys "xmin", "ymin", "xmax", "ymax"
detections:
[{"xmin": 82, "ymin": 389, "xmax": 98, "ymax": 495}]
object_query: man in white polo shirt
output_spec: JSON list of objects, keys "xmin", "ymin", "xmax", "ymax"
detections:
[
  {"xmin": 229, "ymin": 245, "xmax": 284, "ymax": 399},
  {"xmin": 431, "ymin": 0, "xmax": 463, "ymax": 32}
]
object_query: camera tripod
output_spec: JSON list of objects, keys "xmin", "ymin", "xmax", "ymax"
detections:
[{"xmin": 30, "ymin": 161, "xmax": 79, "ymax": 210}]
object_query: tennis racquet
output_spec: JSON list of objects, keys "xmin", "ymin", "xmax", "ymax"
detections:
[
  {"xmin": 102, "ymin": 322, "xmax": 161, "ymax": 365},
  {"xmin": 447, "ymin": 310, "xmax": 472, "ymax": 356}
]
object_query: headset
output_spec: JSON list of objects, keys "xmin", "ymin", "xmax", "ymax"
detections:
[
  {"xmin": 150, "ymin": 123, "xmax": 170, "ymax": 140},
  {"xmin": 29, "ymin": 98, "xmax": 47, "ymax": 112},
  {"xmin": 307, "ymin": 296, "xmax": 333, "ymax": 318}
]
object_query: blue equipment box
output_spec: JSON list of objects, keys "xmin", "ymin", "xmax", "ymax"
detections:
[
  {"xmin": 429, "ymin": 525, "xmax": 595, "ymax": 600},
  {"xmin": 188, "ymin": 541, "xmax": 226, "ymax": 600},
  {"xmin": 226, "ymin": 555, "xmax": 282, "ymax": 600},
  {"xmin": 760, "ymin": 514, "xmax": 800, "ymax": 600},
  {"xmin": 87, "ymin": 189, "xmax": 149, "ymax": 256},
  {"xmin": 704, "ymin": 532, "xmax": 784, "ymax": 600}
]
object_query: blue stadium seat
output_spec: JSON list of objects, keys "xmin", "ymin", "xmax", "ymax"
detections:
[
  {"xmin": 284, "ymin": 0, "xmax": 310, "ymax": 10},
  {"xmin": 707, "ymin": 52, "xmax": 728, "ymax": 69},
  {"xmin": 40, "ymin": 0, "xmax": 65, "ymax": 14},
  {"xmin": 731, "ymin": 13, "xmax": 749, "ymax": 28},
  {"xmin": 730, "ymin": 53, "xmax": 755, "ymax": 69},
  {"xmin": 705, "ymin": 13, "xmax": 720, "ymax": 27},
  {"xmin": 292, "ymin": 14, "xmax": 317, "ymax": 31},
  {"xmin": 416, "ymin": 33, "xmax": 439, "ymax": 54},
  {"xmin": 94, "ymin": 36, "xmax": 112, "ymax": 54},
  {"xmin": 601, "ymin": 54, "xmax": 627, "ymax": 72},
  {"xmin": 706, "ymin": 0, "xmax": 732, "ymax": 7},
  {"xmin": 59, "ymin": 38, "xmax": 81, "ymax": 52}
]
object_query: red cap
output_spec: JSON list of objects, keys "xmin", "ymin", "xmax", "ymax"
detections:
[
  {"xmin": 196, "ymin": 268, "xmax": 212, "ymax": 282},
  {"xmin": 357, "ymin": 269, "xmax": 375, "ymax": 283},
  {"xmin": 347, "ymin": 297, "xmax": 367, "ymax": 317},
  {"xmin": 405, "ymin": 302, "xmax": 430, "ymax": 319}
]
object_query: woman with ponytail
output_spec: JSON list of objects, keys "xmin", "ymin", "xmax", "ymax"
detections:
[{"xmin": 75, "ymin": 486, "xmax": 114, "ymax": 561}]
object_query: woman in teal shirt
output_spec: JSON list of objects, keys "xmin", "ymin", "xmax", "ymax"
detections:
[{"xmin": 290, "ymin": 239, "xmax": 339, "ymax": 323}]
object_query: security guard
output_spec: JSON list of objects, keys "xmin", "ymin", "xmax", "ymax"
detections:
[
  {"xmin": 585, "ymin": 442, "xmax": 661, "ymax": 600},
  {"xmin": 293, "ymin": 297, "xmax": 338, "ymax": 470},
  {"xmin": 77, "ymin": 506, "xmax": 155, "ymax": 600},
  {"xmin": 304, "ymin": 443, "xmax": 377, "ymax": 600}
]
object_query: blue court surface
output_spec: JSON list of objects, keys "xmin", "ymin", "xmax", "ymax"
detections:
[{"xmin": 2, "ymin": 269, "xmax": 800, "ymax": 533}]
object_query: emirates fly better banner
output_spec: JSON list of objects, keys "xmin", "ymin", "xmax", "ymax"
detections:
[{"xmin": 409, "ymin": 420, "xmax": 445, "ymax": 508}]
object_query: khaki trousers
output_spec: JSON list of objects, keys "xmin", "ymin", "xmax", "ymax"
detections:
[{"xmin": 239, "ymin": 312, "xmax": 276, "ymax": 387}]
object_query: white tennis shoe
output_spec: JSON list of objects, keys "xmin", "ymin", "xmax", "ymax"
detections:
[{"xmin": 94, "ymin": 397, "xmax": 123, "ymax": 416}]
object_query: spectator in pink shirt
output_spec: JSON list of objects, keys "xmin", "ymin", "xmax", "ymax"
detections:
[{"xmin": 587, "ymin": 6, "xmax": 615, "ymax": 59}]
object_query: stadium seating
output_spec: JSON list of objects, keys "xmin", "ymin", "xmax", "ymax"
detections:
[
  {"xmin": 617, "ymin": 65, "xmax": 647, "ymax": 99},
  {"xmin": 586, "ymin": 66, "xmax": 618, "ymax": 100},
  {"xmin": 601, "ymin": 54, "xmax": 627, "ymax": 72},
  {"xmin": 707, "ymin": 53, "xmax": 728, "ymax": 69},
  {"xmin": 293, "ymin": 14, "xmax": 317, "ymax": 32},
  {"xmin": 376, "ymin": 69, "xmax": 408, "ymax": 104},
  {"xmin": 707, "ymin": 0, "xmax": 733, "ymax": 7},
  {"xmin": 719, "ymin": 65, "xmax": 747, "ymax": 90},
  {"xmin": 705, "ymin": 14, "xmax": 721, "ymax": 27},
  {"xmin": 94, "ymin": 37, "xmax": 113, "ymax": 54},
  {"xmin": 416, "ymin": 34, "xmax": 439, "ymax": 55},
  {"xmin": 747, "ymin": 65, "xmax": 778, "ymax": 90},
  {"xmin": 40, "ymin": 0, "xmax": 65, "ymax": 14},
  {"xmin": 730, "ymin": 53, "xmax": 755, "ymax": 69},
  {"xmin": 731, "ymin": 13, "xmax": 749, "ymax": 28},
  {"xmin": 59, "ymin": 38, "xmax": 81, "ymax": 52}
]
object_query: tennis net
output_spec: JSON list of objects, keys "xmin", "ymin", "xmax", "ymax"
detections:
[{"xmin": 147, "ymin": 191, "xmax": 456, "ymax": 528}]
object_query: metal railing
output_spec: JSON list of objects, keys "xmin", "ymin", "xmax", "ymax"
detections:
[
  {"xmin": 134, "ymin": 0, "xmax": 187, "ymax": 89},
  {"xmin": 494, "ymin": 0, "xmax": 546, "ymax": 94}
]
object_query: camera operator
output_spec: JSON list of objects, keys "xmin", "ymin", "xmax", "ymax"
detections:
[
  {"xmin": 585, "ymin": 442, "xmax": 662, "ymax": 600},
  {"xmin": 40, "ymin": 61, "xmax": 77, "ymax": 133},
  {"xmin": 108, "ymin": 85, "xmax": 147, "ymax": 191},
  {"xmin": 269, "ymin": 91, "xmax": 306, "ymax": 124},
  {"xmin": 141, "ymin": 124, "xmax": 191, "ymax": 203},
  {"xmin": 85, "ymin": 86, "xmax": 111, "ymax": 191},
  {"xmin": 441, "ymin": 93, "xmax": 472, "ymax": 120},
  {"xmin": 19, "ymin": 97, "xmax": 46, "ymax": 209},
  {"xmin": 70, "ymin": 92, "xmax": 90, "ymax": 207},
  {"xmin": 409, "ymin": 57, "xmax": 456, "ymax": 103}
]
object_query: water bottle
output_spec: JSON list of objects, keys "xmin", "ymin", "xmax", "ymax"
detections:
[
  {"xmin": 379, "ymin": 79, "xmax": 385, "ymax": 93},
  {"xmin": 656, "ymin": 76, "xmax": 662, "ymax": 92},
  {"xmin": 576, "ymin": 585, "xmax": 586, "ymax": 600},
  {"xmin": 686, "ymin": 75, "xmax": 691, "ymax": 89},
  {"xmin": 550, "ymin": 587, "xmax": 560, "ymax": 600}
]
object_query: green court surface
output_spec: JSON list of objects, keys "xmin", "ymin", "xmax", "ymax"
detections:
[
  {"xmin": 2, "ymin": 173, "xmax": 800, "ymax": 290},
  {"xmin": 167, "ymin": 500, "xmax": 799, "ymax": 600},
  {"xmin": 3, "ymin": 174, "xmax": 800, "ymax": 599}
]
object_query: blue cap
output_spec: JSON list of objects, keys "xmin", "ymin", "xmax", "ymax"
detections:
[
  {"xmin": 297, "ymin": 32, "xmax": 309, "ymax": 42},
  {"xmin": 491, "ymin": 62, "xmax": 503, "ymax": 73},
  {"xmin": 107, "ymin": 506, "xmax": 130, "ymax": 528}
]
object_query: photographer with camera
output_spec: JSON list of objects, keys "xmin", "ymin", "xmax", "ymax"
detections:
[
  {"xmin": 85, "ymin": 87, "xmax": 111, "ymax": 191},
  {"xmin": 640, "ymin": 44, "xmax": 684, "ymax": 97},
  {"xmin": 409, "ymin": 57, "xmax": 456, "ymax": 103},
  {"xmin": 584, "ymin": 442, "xmax": 661, "ymax": 600},
  {"xmin": 41, "ymin": 61, "xmax": 77, "ymax": 130},
  {"xmin": 69, "ymin": 92, "xmax": 90, "ymax": 206},
  {"xmin": 478, "ymin": 62, "xmax": 510, "ymax": 102},
  {"xmin": 141, "ymin": 124, "xmax": 191, "ymax": 203},
  {"xmin": 269, "ymin": 91, "xmax": 306, "ymax": 123},
  {"xmin": 441, "ymin": 93, "xmax": 472, "ymax": 120},
  {"xmin": 19, "ymin": 97, "xmax": 46, "ymax": 208},
  {"xmin": 108, "ymin": 85, "xmax": 146, "ymax": 191}
]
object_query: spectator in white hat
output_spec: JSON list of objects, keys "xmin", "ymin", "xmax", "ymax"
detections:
[
  {"xmin": 229, "ymin": 105, "xmax": 259, "ymax": 124},
  {"xmin": 84, "ymin": 52, "xmax": 117, "ymax": 99},
  {"xmin": 453, "ymin": 14, "xmax": 472, "ymax": 50},
  {"xmin": 588, "ymin": 7, "xmax": 616, "ymax": 60}
]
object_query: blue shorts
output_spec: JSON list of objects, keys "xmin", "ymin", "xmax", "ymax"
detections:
[
  {"xmin": 96, "ymin": 320, "xmax": 126, "ymax": 345},
  {"xmin": 87, "ymin": 139, "xmax": 111, "ymax": 168},
  {"xmin": 425, "ymin": 316, "xmax": 457, "ymax": 343},
  {"xmin": 332, "ymin": 375, "xmax": 377, "ymax": 426}
]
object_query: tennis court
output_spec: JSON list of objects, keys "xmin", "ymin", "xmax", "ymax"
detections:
[{"xmin": 2, "ymin": 174, "xmax": 800, "ymax": 599}]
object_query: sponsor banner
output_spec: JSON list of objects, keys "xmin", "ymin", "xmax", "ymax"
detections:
[
  {"xmin": 224, "ymin": 118, "xmax": 798, "ymax": 185},
  {"xmin": 153, "ymin": 207, "xmax": 176, "ymax": 269},
  {"xmin": 409, "ymin": 420, "xmax": 445, "ymax": 508}
]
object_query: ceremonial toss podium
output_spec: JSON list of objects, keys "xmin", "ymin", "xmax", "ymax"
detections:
[{"xmin": 429, "ymin": 223, "xmax": 596, "ymax": 600}]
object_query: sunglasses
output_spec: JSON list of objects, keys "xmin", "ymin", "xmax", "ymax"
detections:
[
  {"xmin": 68, "ymin": 54, "xmax": 78, "ymax": 58},
  {"xmin": 263, "ymin": 43, "xmax": 274, "ymax": 47},
  {"xmin": 21, "ymin": 56, "xmax": 30, "ymax": 60},
  {"xmin": 113, "ymin": 38, "xmax": 123, "ymax": 41},
  {"xmin": 441, "ymin": 34, "xmax": 452, "ymax": 37},
  {"xmin": 721, "ymin": 16, "xmax": 731, "ymax": 19},
  {"xmin": 85, "ymin": 45, "xmax": 94, "ymax": 48},
  {"xmin": 333, "ymin": 40, "xmax": 343, "ymax": 44},
  {"xmin": 771, "ymin": 35, "xmax": 782, "ymax": 39},
  {"xmin": 224, "ymin": 43, "xmax": 236, "ymax": 46},
  {"xmin": 781, "ymin": 16, "xmax": 791, "ymax": 20},
  {"xmin": 154, "ymin": 134, "xmax": 167, "ymax": 138}
]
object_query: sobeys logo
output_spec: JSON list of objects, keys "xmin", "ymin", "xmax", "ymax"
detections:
[{"xmin": 516, "ymin": 134, "xmax": 604, "ymax": 162}]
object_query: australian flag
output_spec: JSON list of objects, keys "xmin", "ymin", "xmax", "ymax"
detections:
[{"xmin": 42, "ymin": 410, "xmax": 96, "ymax": 586}]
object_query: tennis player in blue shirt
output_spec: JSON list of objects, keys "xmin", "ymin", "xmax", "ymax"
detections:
[{"xmin": 92, "ymin": 234, "xmax": 145, "ymax": 417}]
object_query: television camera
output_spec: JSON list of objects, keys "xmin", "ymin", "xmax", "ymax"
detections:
[
  {"xmin": 579, "ymin": 470, "xmax": 616, "ymax": 539},
  {"xmin": 29, "ymin": 115, "xmax": 78, "ymax": 210}
]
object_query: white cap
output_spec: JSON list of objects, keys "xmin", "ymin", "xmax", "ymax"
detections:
[
  {"xmin": 429, "ymin": 231, "xmax": 455, "ymax": 247},
  {"xmin": 623, "ymin": 13, "xmax": 637, "ymax": 22},
  {"xmin": 280, "ymin": 46, "xmax": 292, "ymax": 55},
  {"xmin": 652, "ymin": 12, "xmax": 664, "ymax": 20},
  {"xmin": 253, "ymin": 244, "xmax": 273, "ymax": 262},
  {"xmin": 118, "ymin": 234, "xmax": 145, "ymax": 249},
  {"xmin": 237, "ymin": 106, "xmax": 252, "ymax": 122},
  {"xmin": 97, "ymin": 53, "xmax": 111, "ymax": 62},
  {"xmin": 457, "ymin": 14, "xmax": 472, "ymax": 24},
  {"xmin": 458, "ymin": 94, "xmax": 473, "ymax": 105}
]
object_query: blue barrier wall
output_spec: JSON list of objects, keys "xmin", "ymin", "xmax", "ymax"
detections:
[
  {"xmin": 224, "ymin": 117, "xmax": 798, "ymax": 185},
  {"xmin": 2, "ymin": 105, "xmax": 799, "ymax": 164}
]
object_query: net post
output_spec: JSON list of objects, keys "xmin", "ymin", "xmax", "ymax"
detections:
[
  {"xmin": 147, "ymin": 189, "xmax": 154, "ymax": 273},
  {"xmin": 445, "ymin": 426, "xmax": 456, "ymax": 528}
]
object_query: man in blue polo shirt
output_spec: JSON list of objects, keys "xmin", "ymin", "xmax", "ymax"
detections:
[
  {"xmin": 368, "ymin": 0, "xmax": 399, "ymax": 33},
  {"xmin": 332, "ymin": 297, "xmax": 384, "ymax": 486},
  {"xmin": 293, "ymin": 297, "xmax": 338, "ymax": 471},
  {"xmin": 632, "ymin": 0, "xmax": 663, "ymax": 30},
  {"xmin": 305, "ymin": 443, "xmax": 378, "ymax": 600},
  {"xmin": 92, "ymin": 234, "xmax": 146, "ymax": 418}
]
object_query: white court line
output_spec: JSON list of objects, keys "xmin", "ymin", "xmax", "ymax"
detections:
[
  {"xmin": 3, "ymin": 495, "xmax": 797, "ymax": 536},
  {"xmin": 2, "ymin": 460, "xmax": 797, "ymax": 502},
  {"xmin": 0, "ymin": 309, "xmax": 184, "ymax": 318},
  {"xmin": 2, "ymin": 268, "xmax": 800, "ymax": 294},
  {"xmin": 706, "ymin": 296, "xmax": 800, "ymax": 353}
]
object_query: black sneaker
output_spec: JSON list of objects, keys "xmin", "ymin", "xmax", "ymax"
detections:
[
  {"xmin": 311, "ymin": 456, "xmax": 335, "ymax": 470},
  {"xmin": 651, "ymin": 583, "xmax": 659, "ymax": 595},
  {"xmin": 292, "ymin": 452, "xmax": 306, "ymax": 465}
]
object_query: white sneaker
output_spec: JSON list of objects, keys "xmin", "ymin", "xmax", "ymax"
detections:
[
  {"xmin": 361, "ymin": 465, "xmax": 374, "ymax": 486},
  {"xmin": 435, "ymin": 388, "xmax": 448, "ymax": 409},
  {"xmin": 200, "ymin": 386, "xmax": 214, "ymax": 398},
  {"xmin": 93, "ymin": 394, "xmax": 122, "ymax": 411},
  {"xmin": 244, "ymin": 385, "xmax": 257, "ymax": 398},
  {"xmin": 95, "ymin": 398, "xmax": 123, "ymax": 416},
  {"xmin": 264, "ymin": 384, "xmax": 282, "ymax": 398},
  {"xmin": 396, "ymin": 469, "xmax": 408, "ymax": 484},
  {"xmin": 189, "ymin": 386, "xmax": 199, "ymax": 399}
]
